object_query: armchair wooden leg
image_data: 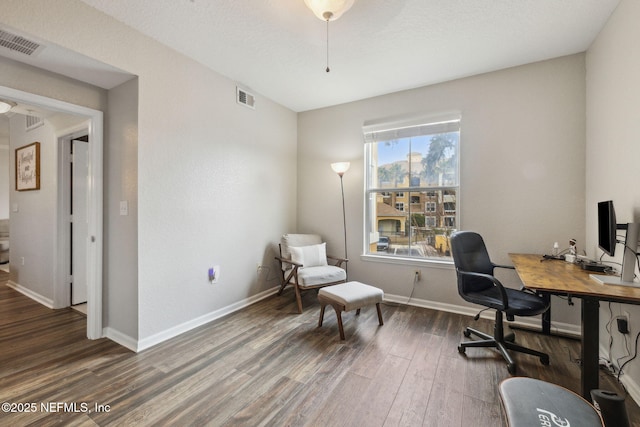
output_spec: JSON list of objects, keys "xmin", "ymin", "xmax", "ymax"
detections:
[
  {"xmin": 294, "ymin": 285, "xmax": 303, "ymax": 314},
  {"xmin": 277, "ymin": 281, "xmax": 287, "ymax": 295},
  {"xmin": 376, "ymin": 303, "xmax": 384, "ymax": 326}
]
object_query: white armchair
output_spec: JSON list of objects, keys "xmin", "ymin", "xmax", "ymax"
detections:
[
  {"xmin": 0, "ymin": 219, "xmax": 8, "ymax": 265},
  {"xmin": 275, "ymin": 234, "xmax": 348, "ymax": 313}
]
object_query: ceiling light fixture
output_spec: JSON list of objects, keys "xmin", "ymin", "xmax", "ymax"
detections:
[
  {"xmin": 0, "ymin": 99, "xmax": 17, "ymax": 114},
  {"xmin": 304, "ymin": 0, "xmax": 355, "ymax": 73}
]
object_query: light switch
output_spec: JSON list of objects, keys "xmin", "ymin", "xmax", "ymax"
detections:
[{"xmin": 119, "ymin": 201, "xmax": 128, "ymax": 216}]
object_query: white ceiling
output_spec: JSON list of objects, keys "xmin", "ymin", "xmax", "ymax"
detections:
[{"xmin": 4, "ymin": 0, "xmax": 622, "ymax": 112}]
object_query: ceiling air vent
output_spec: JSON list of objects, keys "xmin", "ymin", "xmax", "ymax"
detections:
[
  {"xmin": 26, "ymin": 115, "xmax": 44, "ymax": 131},
  {"xmin": 0, "ymin": 29, "xmax": 44, "ymax": 56},
  {"xmin": 236, "ymin": 87, "xmax": 255, "ymax": 110}
]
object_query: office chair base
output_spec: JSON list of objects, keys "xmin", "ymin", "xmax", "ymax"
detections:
[
  {"xmin": 464, "ymin": 326, "xmax": 515, "ymax": 342},
  {"xmin": 458, "ymin": 326, "xmax": 550, "ymax": 375}
]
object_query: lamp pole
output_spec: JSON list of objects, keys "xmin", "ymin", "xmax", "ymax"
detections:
[
  {"xmin": 339, "ymin": 173, "xmax": 347, "ymax": 263},
  {"xmin": 331, "ymin": 162, "xmax": 350, "ymax": 276}
]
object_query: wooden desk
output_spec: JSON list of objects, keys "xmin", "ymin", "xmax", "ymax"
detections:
[{"xmin": 510, "ymin": 253, "xmax": 640, "ymax": 399}]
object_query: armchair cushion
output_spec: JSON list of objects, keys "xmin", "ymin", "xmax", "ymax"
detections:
[
  {"xmin": 280, "ymin": 234, "xmax": 323, "ymax": 271},
  {"xmin": 298, "ymin": 265, "xmax": 346, "ymax": 287},
  {"xmin": 289, "ymin": 243, "xmax": 328, "ymax": 268}
]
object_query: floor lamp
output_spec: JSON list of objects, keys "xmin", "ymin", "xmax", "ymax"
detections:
[{"xmin": 331, "ymin": 162, "xmax": 350, "ymax": 276}]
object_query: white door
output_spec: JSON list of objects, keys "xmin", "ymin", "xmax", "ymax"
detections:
[{"xmin": 71, "ymin": 138, "xmax": 89, "ymax": 305}]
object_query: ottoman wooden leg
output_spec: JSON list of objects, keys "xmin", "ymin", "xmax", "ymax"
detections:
[
  {"xmin": 318, "ymin": 303, "xmax": 326, "ymax": 327},
  {"xmin": 376, "ymin": 303, "xmax": 384, "ymax": 326},
  {"xmin": 332, "ymin": 304, "xmax": 346, "ymax": 340}
]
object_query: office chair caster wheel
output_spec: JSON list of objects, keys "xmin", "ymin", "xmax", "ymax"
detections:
[
  {"xmin": 507, "ymin": 363, "xmax": 516, "ymax": 375},
  {"xmin": 458, "ymin": 345, "xmax": 465, "ymax": 354},
  {"xmin": 463, "ymin": 329, "xmax": 471, "ymax": 338},
  {"xmin": 540, "ymin": 355, "xmax": 550, "ymax": 365}
]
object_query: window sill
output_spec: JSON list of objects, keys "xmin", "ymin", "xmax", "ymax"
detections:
[{"xmin": 360, "ymin": 254, "xmax": 454, "ymax": 270}]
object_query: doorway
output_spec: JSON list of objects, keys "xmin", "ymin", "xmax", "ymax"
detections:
[
  {"xmin": 1, "ymin": 85, "xmax": 103, "ymax": 339},
  {"xmin": 67, "ymin": 134, "xmax": 89, "ymax": 308}
]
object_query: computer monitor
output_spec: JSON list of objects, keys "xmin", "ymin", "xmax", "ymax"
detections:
[
  {"xmin": 597, "ymin": 200, "xmax": 617, "ymax": 257},
  {"xmin": 591, "ymin": 200, "xmax": 640, "ymax": 287}
]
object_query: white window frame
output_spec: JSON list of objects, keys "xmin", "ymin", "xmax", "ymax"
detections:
[{"xmin": 362, "ymin": 112, "xmax": 461, "ymax": 265}]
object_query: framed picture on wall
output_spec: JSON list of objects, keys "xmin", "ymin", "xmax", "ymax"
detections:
[{"xmin": 15, "ymin": 142, "xmax": 41, "ymax": 191}]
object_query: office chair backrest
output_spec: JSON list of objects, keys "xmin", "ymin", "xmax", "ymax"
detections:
[{"xmin": 450, "ymin": 231, "xmax": 495, "ymax": 294}]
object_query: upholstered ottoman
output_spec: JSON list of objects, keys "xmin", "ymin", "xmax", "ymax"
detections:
[
  {"xmin": 499, "ymin": 377, "xmax": 603, "ymax": 427},
  {"xmin": 317, "ymin": 281, "xmax": 384, "ymax": 340}
]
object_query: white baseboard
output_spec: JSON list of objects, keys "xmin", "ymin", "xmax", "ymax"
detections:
[
  {"xmin": 103, "ymin": 327, "xmax": 138, "ymax": 352},
  {"xmin": 384, "ymin": 293, "xmax": 581, "ymax": 337},
  {"xmin": 6, "ymin": 280, "xmax": 54, "ymax": 308},
  {"xmin": 135, "ymin": 286, "xmax": 281, "ymax": 352}
]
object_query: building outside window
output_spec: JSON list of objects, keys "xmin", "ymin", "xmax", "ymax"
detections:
[{"xmin": 364, "ymin": 113, "xmax": 460, "ymax": 261}]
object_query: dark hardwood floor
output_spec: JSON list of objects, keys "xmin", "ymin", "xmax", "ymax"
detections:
[{"xmin": 1, "ymin": 275, "xmax": 638, "ymax": 426}]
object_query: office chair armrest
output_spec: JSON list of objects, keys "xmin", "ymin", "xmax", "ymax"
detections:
[
  {"xmin": 491, "ymin": 263, "xmax": 536, "ymax": 293},
  {"xmin": 457, "ymin": 269, "xmax": 510, "ymax": 309}
]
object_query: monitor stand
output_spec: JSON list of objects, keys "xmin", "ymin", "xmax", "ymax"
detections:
[
  {"xmin": 590, "ymin": 222, "xmax": 640, "ymax": 288},
  {"xmin": 589, "ymin": 274, "xmax": 639, "ymax": 288}
]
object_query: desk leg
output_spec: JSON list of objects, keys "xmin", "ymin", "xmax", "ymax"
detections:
[
  {"xmin": 581, "ymin": 297, "xmax": 600, "ymax": 400},
  {"xmin": 541, "ymin": 293, "xmax": 551, "ymax": 335}
]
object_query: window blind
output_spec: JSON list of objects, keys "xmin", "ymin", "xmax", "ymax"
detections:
[{"xmin": 363, "ymin": 111, "xmax": 461, "ymax": 143}]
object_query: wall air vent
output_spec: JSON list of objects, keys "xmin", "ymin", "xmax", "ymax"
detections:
[
  {"xmin": 236, "ymin": 87, "xmax": 255, "ymax": 110},
  {"xmin": 0, "ymin": 29, "xmax": 44, "ymax": 56},
  {"xmin": 26, "ymin": 115, "xmax": 44, "ymax": 131}
]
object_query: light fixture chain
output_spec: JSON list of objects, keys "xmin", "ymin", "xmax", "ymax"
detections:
[{"xmin": 326, "ymin": 18, "xmax": 330, "ymax": 72}]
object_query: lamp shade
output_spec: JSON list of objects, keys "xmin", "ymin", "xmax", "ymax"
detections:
[
  {"xmin": 304, "ymin": 0, "xmax": 355, "ymax": 21},
  {"xmin": 331, "ymin": 162, "xmax": 350, "ymax": 176}
]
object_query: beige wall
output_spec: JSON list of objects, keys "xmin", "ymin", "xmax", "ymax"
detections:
[
  {"xmin": 0, "ymin": 142, "xmax": 9, "ymax": 218},
  {"xmin": 0, "ymin": 0, "xmax": 298, "ymax": 346},
  {"xmin": 586, "ymin": 0, "xmax": 640, "ymax": 398},
  {"xmin": 8, "ymin": 116, "xmax": 58, "ymax": 302},
  {"xmin": 298, "ymin": 54, "xmax": 586, "ymax": 326},
  {"xmin": 104, "ymin": 77, "xmax": 139, "ymax": 340}
]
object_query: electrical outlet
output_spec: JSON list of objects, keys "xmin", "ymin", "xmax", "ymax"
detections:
[
  {"xmin": 617, "ymin": 317, "xmax": 629, "ymax": 334},
  {"xmin": 623, "ymin": 311, "xmax": 630, "ymax": 332},
  {"xmin": 208, "ymin": 266, "xmax": 220, "ymax": 284},
  {"xmin": 617, "ymin": 311, "xmax": 630, "ymax": 334},
  {"xmin": 414, "ymin": 270, "xmax": 421, "ymax": 281}
]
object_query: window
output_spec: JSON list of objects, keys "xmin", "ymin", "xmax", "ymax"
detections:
[{"xmin": 364, "ymin": 113, "xmax": 460, "ymax": 261}]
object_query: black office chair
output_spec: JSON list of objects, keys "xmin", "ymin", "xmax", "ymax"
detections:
[{"xmin": 450, "ymin": 231, "xmax": 550, "ymax": 374}]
